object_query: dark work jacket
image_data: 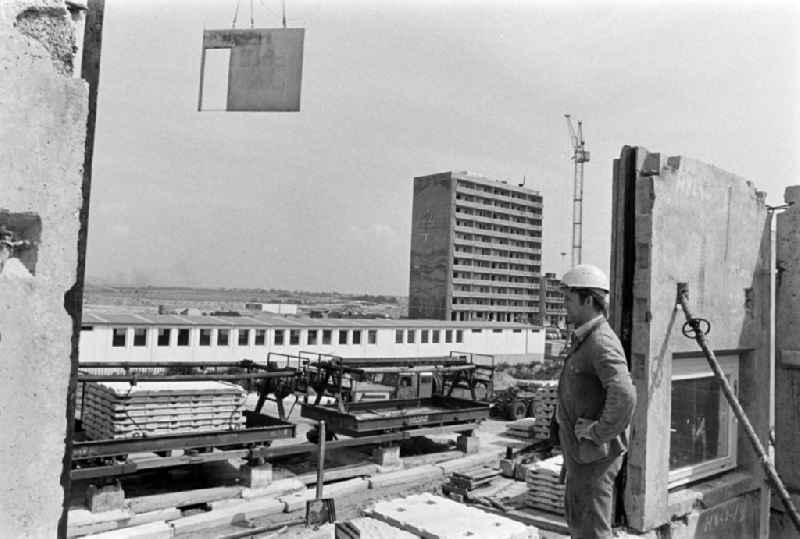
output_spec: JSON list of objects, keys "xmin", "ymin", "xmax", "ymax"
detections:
[{"xmin": 556, "ymin": 317, "xmax": 636, "ymax": 464}]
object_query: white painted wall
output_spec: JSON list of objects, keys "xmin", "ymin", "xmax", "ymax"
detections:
[{"xmin": 78, "ymin": 324, "xmax": 545, "ymax": 364}]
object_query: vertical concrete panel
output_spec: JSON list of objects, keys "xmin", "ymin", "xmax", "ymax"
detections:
[
  {"xmin": 615, "ymin": 149, "xmax": 771, "ymax": 532},
  {"xmin": 0, "ymin": 1, "xmax": 89, "ymax": 536},
  {"xmin": 408, "ymin": 173, "xmax": 454, "ymax": 319},
  {"xmin": 775, "ymin": 186, "xmax": 800, "ymax": 492}
]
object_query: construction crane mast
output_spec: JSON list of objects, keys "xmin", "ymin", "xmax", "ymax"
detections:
[{"xmin": 565, "ymin": 114, "xmax": 590, "ymax": 268}]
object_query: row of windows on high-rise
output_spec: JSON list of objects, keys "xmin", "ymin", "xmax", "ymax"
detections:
[
  {"xmin": 455, "ymin": 181, "xmax": 542, "ymax": 206},
  {"xmin": 453, "ymin": 227, "xmax": 540, "ymax": 249},
  {"xmin": 451, "ymin": 298, "xmax": 538, "ymax": 307},
  {"xmin": 455, "ymin": 205, "xmax": 542, "ymax": 225}
]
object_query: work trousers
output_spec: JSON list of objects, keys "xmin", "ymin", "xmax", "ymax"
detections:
[{"xmin": 563, "ymin": 451, "xmax": 624, "ymax": 539}]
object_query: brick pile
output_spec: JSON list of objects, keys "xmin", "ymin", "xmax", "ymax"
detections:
[
  {"xmin": 524, "ymin": 454, "xmax": 565, "ymax": 515},
  {"xmin": 82, "ymin": 381, "xmax": 246, "ymax": 440}
]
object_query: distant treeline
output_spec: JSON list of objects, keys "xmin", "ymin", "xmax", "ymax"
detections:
[{"xmin": 84, "ymin": 284, "xmax": 401, "ymax": 304}]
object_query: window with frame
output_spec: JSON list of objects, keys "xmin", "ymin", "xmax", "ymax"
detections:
[
  {"xmin": 368, "ymin": 330, "xmax": 377, "ymax": 344},
  {"xmin": 112, "ymin": 328, "xmax": 127, "ymax": 347},
  {"xmin": 289, "ymin": 329, "xmax": 300, "ymax": 345},
  {"xmin": 668, "ymin": 353, "xmax": 739, "ymax": 489},
  {"xmin": 254, "ymin": 329, "xmax": 265, "ymax": 345},
  {"xmin": 308, "ymin": 329, "xmax": 318, "ymax": 345},
  {"xmin": 133, "ymin": 328, "xmax": 147, "ymax": 347},
  {"xmin": 199, "ymin": 329, "xmax": 212, "ymax": 346},
  {"xmin": 421, "ymin": 330, "xmax": 429, "ymax": 343},
  {"xmin": 238, "ymin": 328, "xmax": 250, "ymax": 346},
  {"xmin": 456, "ymin": 330, "xmax": 464, "ymax": 343},
  {"xmin": 177, "ymin": 328, "xmax": 190, "ymax": 346},
  {"xmin": 407, "ymin": 329, "xmax": 415, "ymax": 343},
  {"xmin": 322, "ymin": 329, "xmax": 332, "ymax": 345},
  {"xmin": 352, "ymin": 330, "xmax": 361, "ymax": 345},
  {"xmin": 274, "ymin": 330, "xmax": 285, "ymax": 346},
  {"xmin": 217, "ymin": 329, "xmax": 229, "ymax": 346},
  {"xmin": 445, "ymin": 329, "xmax": 452, "ymax": 343},
  {"xmin": 395, "ymin": 329, "xmax": 403, "ymax": 343},
  {"xmin": 157, "ymin": 328, "xmax": 171, "ymax": 346},
  {"xmin": 338, "ymin": 330, "xmax": 348, "ymax": 345},
  {"xmin": 432, "ymin": 330, "xmax": 440, "ymax": 343}
]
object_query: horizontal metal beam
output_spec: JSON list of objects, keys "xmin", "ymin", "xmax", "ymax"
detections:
[
  {"xmin": 70, "ymin": 422, "xmax": 479, "ymax": 479},
  {"xmin": 77, "ymin": 372, "xmax": 294, "ymax": 382}
]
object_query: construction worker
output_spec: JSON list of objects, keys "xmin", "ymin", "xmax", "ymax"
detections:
[
  {"xmin": 0, "ymin": 226, "xmax": 33, "ymax": 280},
  {"xmin": 555, "ymin": 264, "xmax": 636, "ymax": 538}
]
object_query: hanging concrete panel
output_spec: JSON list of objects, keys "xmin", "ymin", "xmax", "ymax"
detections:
[
  {"xmin": 200, "ymin": 28, "xmax": 304, "ymax": 112},
  {"xmin": 610, "ymin": 147, "xmax": 771, "ymax": 535}
]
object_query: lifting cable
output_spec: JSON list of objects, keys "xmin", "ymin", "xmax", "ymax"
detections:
[
  {"xmin": 676, "ymin": 283, "xmax": 800, "ymax": 534},
  {"xmin": 231, "ymin": 0, "xmax": 240, "ymax": 28}
]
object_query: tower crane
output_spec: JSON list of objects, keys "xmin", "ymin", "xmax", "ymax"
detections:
[{"xmin": 565, "ymin": 114, "xmax": 590, "ymax": 268}]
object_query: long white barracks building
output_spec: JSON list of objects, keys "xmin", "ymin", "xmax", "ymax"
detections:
[{"xmin": 78, "ymin": 311, "xmax": 545, "ymax": 365}]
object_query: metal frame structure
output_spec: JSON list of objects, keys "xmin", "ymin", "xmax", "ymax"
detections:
[{"xmin": 297, "ymin": 352, "xmax": 493, "ymax": 436}]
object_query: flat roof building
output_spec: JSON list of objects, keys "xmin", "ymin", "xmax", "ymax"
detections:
[{"xmin": 409, "ymin": 171, "xmax": 543, "ymax": 323}]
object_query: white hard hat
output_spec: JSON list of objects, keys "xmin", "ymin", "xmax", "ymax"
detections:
[{"xmin": 561, "ymin": 264, "xmax": 610, "ymax": 293}]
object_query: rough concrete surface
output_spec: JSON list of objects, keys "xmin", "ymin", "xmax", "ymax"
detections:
[
  {"xmin": 369, "ymin": 492, "xmax": 538, "ymax": 538},
  {"xmin": 0, "ymin": 0, "xmax": 89, "ymax": 536},
  {"xmin": 773, "ymin": 185, "xmax": 800, "ymax": 538},
  {"xmin": 613, "ymin": 148, "xmax": 771, "ymax": 533}
]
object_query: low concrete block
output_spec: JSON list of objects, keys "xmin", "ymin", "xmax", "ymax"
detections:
[
  {"xmin": 281, "ymin": 478, "xmax": 371, "ymax": 513},
  {"xmin": 87, "ymin": 483, "xmax": 126, "ymax": 513},
  {"xmin": 278, "ymin": 490, "xmax": 313, "ymax": 513},
  {"xmin": 239, "ymin": 462, "xmax": 273, "ymax": 488},
  {"xmin": 82, "ymin": 521, "xmax": 173, "ymax": 539},
  {"xmin": 169, "ymin": 499, "xmax": 284, "ymax": 535},
  {"xmin": 369, "ymin": 493, "xmax": 539, "ymax": 539},
  {"xmin": 241, "ymin": 477, "xmax": 306, "ymax": 499},
  {"xmin": 67, "ymin": 508, "xmax": 134, "ymax": 537},
  {"xmin": 500, "ymin": 458, "xmax": 516, "ymax": 477},
  {"xmin": 372, "ymin": 445, "xmax": 402, "ymax": 468},
  {"xmin": 457, "ymin": 433, "xmax": 480, "ymax": 454},
  {"xmin": 368, "ymin": 465, "xmax": 444, "ymax": 489},
  {"xmin": 437, "ymin": 451, "xmax": 502, "ymax": 475}
]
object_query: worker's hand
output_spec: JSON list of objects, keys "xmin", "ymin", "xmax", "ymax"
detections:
[{"xmin": 574, "ymin": 418, "xmax": 597, "ymax": 441}]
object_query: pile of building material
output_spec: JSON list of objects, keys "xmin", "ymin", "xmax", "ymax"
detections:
[
  {"xmin": 82, "ymin": 381, "xmax": 246, "ymax": 440},
  {"xmin": 506, "ymin": 417, "xmax": 538, "ymax": 439},
  {"xmin": 367, "ymin": 492, "xmax": 539, "ymax": 538},
  {"xmin": 529, "ymin": 381, "xmax": 558, "ymax": 441},
  {"xmin": 524, "ymin": 454, "xmax": 565, "ymax": 515},
  {"xmin": 442, "ymin": 466, "xmax": 500, "ymax": 501}
]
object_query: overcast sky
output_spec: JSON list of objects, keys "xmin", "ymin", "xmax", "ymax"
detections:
[{"xmin": 86, "ymin": 0, "xmax": 800, "ymax": 295}]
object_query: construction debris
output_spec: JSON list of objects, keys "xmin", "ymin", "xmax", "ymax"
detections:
[
  {"xmin": 442, "ymin": 466, "xmax": 500, "ymax": 501},
  {"xmin": 82, "ymin": 381, "xmax": 245, "ymax": 439}
]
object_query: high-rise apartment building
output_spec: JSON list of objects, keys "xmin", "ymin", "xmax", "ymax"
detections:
[
  {"xmin": 540, "ymin": 272, "xmax": 566, "ymax": 329},
  {"xmin": 408, "ymin": 171, "xmax": 543, "ymax": 323}
]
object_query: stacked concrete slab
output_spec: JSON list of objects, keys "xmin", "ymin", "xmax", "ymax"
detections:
[
  {"xmin": 530, "ymin": 381, "xmax": 558, "ymax": 440},
  {"xmin": 368, "ymin": 492, "xmax": 539, "ymax": 538},
  {"xmin": 82, "ymin": 381, "xmax": 245, "ymax": 439},
  {"xmin": 524, "ymin": 454, "xmax": 565, "ymax": 515}
]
